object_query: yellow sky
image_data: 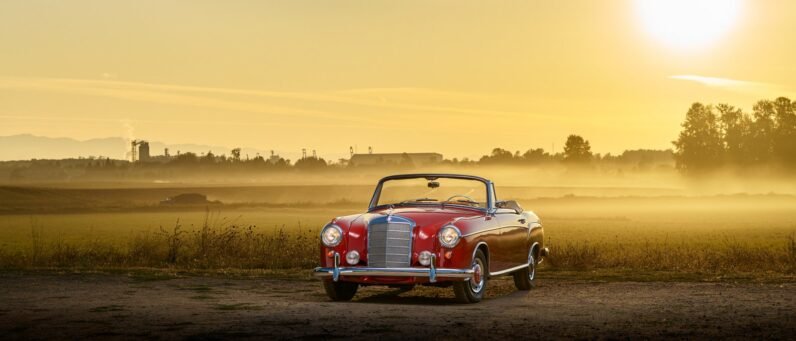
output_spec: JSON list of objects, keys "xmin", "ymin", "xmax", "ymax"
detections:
[{"xmin": 1, "ymin": 0, "xmax": 794, "ymax": 160}]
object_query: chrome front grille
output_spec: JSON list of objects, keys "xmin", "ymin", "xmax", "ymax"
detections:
[{"xmin": 367, "ymin": 219, "xmax": 413, "ymax": 268}]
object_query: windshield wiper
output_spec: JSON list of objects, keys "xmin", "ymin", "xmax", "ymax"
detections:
[
  {"xmin": 448, "ymin": 199, "xmax": 480, "ymax": 205},
  {"xmin": 398, "ymin": 198, "xmax": 439, "ymax": 205}
]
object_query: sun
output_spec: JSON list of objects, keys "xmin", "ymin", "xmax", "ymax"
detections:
[{"xmin": 635, "ymin": 0, "xmax": 743, "ymax": 50}]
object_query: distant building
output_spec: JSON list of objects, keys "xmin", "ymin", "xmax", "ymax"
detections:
[
  {"xmin": 130, "ymin": 140, "xmax": 151, "ymax": 162},
  {"xmin": 349, "ymin": 152, "xmax": 443, "ymax": 167},
  {"xmin": 146, "ymin": 148, "xmax": 175, "ymax": 163},
  {"xmin": 137, "ymin": 142, "xmax": 150, "ymax": 161},
  {"xmin": 266, "ymin": 150, "xmax": 283, "ymax": 165}
]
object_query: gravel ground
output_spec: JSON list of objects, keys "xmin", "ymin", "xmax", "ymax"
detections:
[{"xmin": 0, "ymin": 272, "xmax": 793, "ymax": 340}]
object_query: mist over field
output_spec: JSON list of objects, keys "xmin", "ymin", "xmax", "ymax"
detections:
[{"xmin": 1, "ymin": 159, "xmax": 793, "ymax": 276}]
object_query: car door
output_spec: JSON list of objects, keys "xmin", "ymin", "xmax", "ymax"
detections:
[{"xmin": 495, "ymin": 208, "xmax": 530, "ymax": 268}]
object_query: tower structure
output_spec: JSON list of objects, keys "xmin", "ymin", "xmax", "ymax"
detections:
[{"xmin": 130, "ymin": 140, "xmax": 150, "ymax": 162}]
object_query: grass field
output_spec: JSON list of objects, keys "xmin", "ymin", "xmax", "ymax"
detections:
[
  {"xmin": 0, "ymin": 208, "xmax": 346, "ymax": 250},
  {"xmin": 0, "ymin": 187, "xmax": 794, "ymax": 275}
]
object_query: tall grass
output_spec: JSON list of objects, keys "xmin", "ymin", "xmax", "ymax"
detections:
[
  {"xmin": 0, "ymin": 212, "xmax": 792, "ymax": 275},
  {"xmin": 546, "ymin": 236, "xmax": 795, "ymax": 273},
  {"xmin": 0, "ymin": 210, "xmax": 319, "ymax": 270}
]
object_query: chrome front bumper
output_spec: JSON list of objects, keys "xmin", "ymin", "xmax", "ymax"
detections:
[{"xmin": 313, "ymin": 252, "xmax": 474, "ymax": 283}]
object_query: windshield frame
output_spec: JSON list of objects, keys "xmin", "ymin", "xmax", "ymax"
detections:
[{"xmin": 368, "ymin": 174, "xmax": 495, "ymax": 212}]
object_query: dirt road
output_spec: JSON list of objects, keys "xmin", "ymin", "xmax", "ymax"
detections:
[{"xmin": 0, "ymin": 272, "xmax": 793, "ymax": 339}]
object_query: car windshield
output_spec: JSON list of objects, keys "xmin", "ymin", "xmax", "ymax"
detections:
[{"xmin": 374, "ymin": 177, "xmax": 488, "ymax": 208}]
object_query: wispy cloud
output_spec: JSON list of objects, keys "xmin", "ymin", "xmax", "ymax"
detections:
[
  {"xmin": 0, "ymin": 114, "xmax": 362, "ymax": 130},
  {"xmin": 0, "ymin": 77, "xmax": 370, "ymax": 124},
  {"xmin": 0, "ymin": 76, "xmax": 552, "ymax": 124},
  {"xmin": 668, "ymin": 75, "xmax": 793, "ymax": 97},
  {"xmin": 669, "ymin": 75, "xmax": 756, "ymax": 87}
]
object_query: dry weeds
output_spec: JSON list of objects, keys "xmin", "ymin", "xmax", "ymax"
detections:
[{"xmin": 0, "ymin": 209, "xmax": 792, "ymax": 275}]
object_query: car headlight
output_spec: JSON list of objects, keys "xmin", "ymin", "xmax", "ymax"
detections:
[
  {"xmin": 418, "ymin": 251, "xmax": 433, "ymax": 266},
  {"xmin": 321, "ymin": 224, "xmax": 343, "ymax": 247},
  {"xmin": 438, "ymin": 225, "xmax": 461, "ymax": 248},
  {"xmin": 346, "ymin": 250, "xmax": 360, "ymax": 265}
]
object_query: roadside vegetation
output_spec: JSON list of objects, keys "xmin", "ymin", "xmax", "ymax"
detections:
[
  {"xmin": 2, "ymin": 210, "xmax": 320, "ymax": 270},
  {"xmin": 1, "ymin": 197, "xmax": 793, "ymax": 277},
  {"xmin": 549, "ymin": 234, "xmax": 795, "ymax": 274}
]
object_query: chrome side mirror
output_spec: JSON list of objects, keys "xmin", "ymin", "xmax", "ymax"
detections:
[{"xmin": 496, "ymin": 200, "xmax": 523, "ymax": 214}]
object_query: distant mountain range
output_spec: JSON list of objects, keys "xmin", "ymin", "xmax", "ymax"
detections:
[{"xmin": 0, "ymin": 134, "xmax": 274, "ymax": 161}]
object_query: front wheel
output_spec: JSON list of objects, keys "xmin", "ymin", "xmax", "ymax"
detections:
[
  {"xmin": 513, "ymin": 248, "xmax": 536, "ymax": 290},
  {"xmin": 453, "ymin": 249, "xmax": 488, "ymax": 303},
  {"xmin": 323, "ymin": 281, "xmax": 358, "ymax": 301}
]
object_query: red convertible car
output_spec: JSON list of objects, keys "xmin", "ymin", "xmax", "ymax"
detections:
[{"xmin": 314, "ymin": 174, "xmax": 548, "ymax": 303}]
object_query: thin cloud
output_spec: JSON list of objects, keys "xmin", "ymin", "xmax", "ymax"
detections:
[
  {"xmin": 0, "ymin": 76, "xmax": 553, "ymax": 121},
  {"xmin": 669, "ymin": 74, "xmax": 793, "ymax": 97},
  {"xmin": 0, "ymin": 113, "xmax": 365, "ymax": 130},
  {"xmin": 669, "ymin": 75, "xmax": 756, "ymax": 87},
  {"xmin": 0, "ymin": 77, "xmax": 376, "ymax": 124}
]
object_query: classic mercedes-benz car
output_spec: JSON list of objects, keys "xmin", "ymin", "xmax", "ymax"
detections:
[{"xmin": 313, "ymin": 174, "xmax": 548, "ymax": 303}]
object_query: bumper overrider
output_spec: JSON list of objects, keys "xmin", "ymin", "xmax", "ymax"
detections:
[{"xmin": 313, "ymin": 252, "xmax": 474, "ymax": 283}]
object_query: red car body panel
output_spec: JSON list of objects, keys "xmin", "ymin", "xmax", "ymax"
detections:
[{"xmin": 319, "ymin": 203, "xmax": 544, "ymax": 285}]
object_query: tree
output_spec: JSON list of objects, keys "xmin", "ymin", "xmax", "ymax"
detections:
[
  {"xmin": 716, "ymin": 103, "xmax": 752, "ymax": 164},
  {"xmin": 250, "ymin": 154, "xmax": 266, "ymax": 165},
  {"xmin": 479, "ymin": 148, "xmax": 515, "ymax": 164},
  {"xmin": 563, "ymin": 135, "xmax": 592, "ymax": 163},
  {"xmin": 172, "ymin": 152, "xmax": 198, "ymax": 164},
  {"xmin": 522, "ymin": 148, "xmax": 549, "ymax": 164},
  {"xmin": 749, "ymin": 100, "xmax": 776, "ymax": 163},
  {"xmin": 616, "ymin": 149, "xmax": 675, "ymax": 169},
  {"xmin": 294, "ymin": 156, "xmax": 327, "ymax": 169},
  {"xmin": 201, "ymin": 151, "xmax": 216, "ymax": 164},
  {"xmin": 672, "ymin": 103, "xmax": 723, "ymax": 173},
  {"xmin": 230, "ymin": 148, "xmax": 242, "ymax": 162},
  {"xmin": 772, "ymin": 97, "xmax": 796, "ymax": 166}
]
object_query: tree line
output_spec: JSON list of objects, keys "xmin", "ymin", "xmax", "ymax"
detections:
[
  {"xmin": 121, "ymin": 134, "xmax": 668, "ymax": 168},
  {"xmin": 673, "ymin": 97, "xmax": 796, "ymax": 174},
  {"xmin": 1, "ymin": 134, "xmax": 674, "ymax": 183},
  {"xmin": 462, "ymin": 137, "xmax": 670, "ymax": 169}
]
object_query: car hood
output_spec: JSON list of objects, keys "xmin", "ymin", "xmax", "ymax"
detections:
[{"xmin": 336, "ymin": 206, "xmax": 485, "ymax": 238}]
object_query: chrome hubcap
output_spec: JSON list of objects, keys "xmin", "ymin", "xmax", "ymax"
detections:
[
  {"xmin": 528, "ymin": 252, "xmax": 536, "ymax": 281},
  {"xmin": 471, "ymin": 259, "xmax": 484, "ymax": 293}
]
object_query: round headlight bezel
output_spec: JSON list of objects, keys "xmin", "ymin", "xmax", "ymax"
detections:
[
  {"xmin": 321, "ymin": 224, "xmax": 343, "ymax": 247},
  {"xmin": 418, "ymin": 250, "xmax": 433, "ymax": 266},
  {"xmin": 438, "ymin": 225, "xmax": 462, "ymax": 248},
  {"xmin": 346, "ymin": 250, "xmax": 360, "ymax": 265}
]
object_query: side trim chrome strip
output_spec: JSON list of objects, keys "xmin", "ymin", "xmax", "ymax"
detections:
[
  {"xmin": 489, "ymin": 261, "xmax": 530, "ymax": 276},
  {"xmin": 462, "ymin": 226, "xmax": 504, "ymax": 238}
]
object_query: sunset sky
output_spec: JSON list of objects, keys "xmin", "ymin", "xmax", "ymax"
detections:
[{"xmin": 1, "ymin": 0, "xmax": 794, "ymax": 160}]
